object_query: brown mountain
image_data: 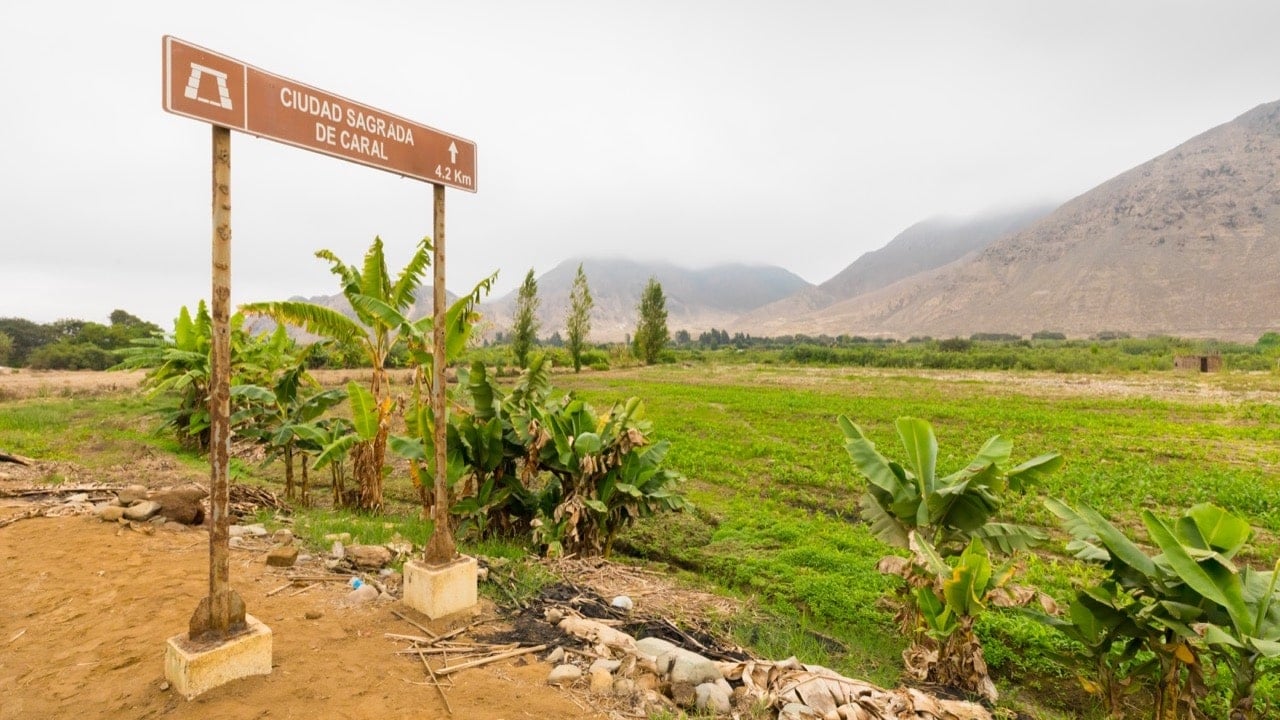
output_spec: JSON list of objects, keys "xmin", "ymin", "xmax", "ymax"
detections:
[
  {"xmin": 770, "ymin": 100, "xmax": 1280, "ymax": 341},
  {"xmin": 479, "ymin": 259, "xmax": 812, "ymax": 343},
  {"xmin": 736, "ymin": 205, "xmax": 1053, "ymax": 328}
]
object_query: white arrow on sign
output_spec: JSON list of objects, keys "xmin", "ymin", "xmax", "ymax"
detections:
[{"xmin": 448, "ymin": 141, "xmax": 458, "ymax": 164}]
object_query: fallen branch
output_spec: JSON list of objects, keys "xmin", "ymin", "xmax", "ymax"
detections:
[
  {"xmin": 417, "ymin": 648, "xmax": 453, "ymax": 715},
  {"xmin": 0, "ymin": 507, "xmax": 46, "ymax": 529},
  {"xmin": 436, "ymin": 644, "xmax": 548, "ymax": 676},
  {"xmin": 0, "ymin": 452, "xmax": 33, "ymax": 466},
  {"xmin": 391, "ymin": 608, "xmax": 439, "ymax": 639}
]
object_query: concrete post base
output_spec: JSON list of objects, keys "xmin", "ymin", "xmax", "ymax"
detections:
[
  {"xmin": 164, "ymin": 614, "xmax": 272, "ymax": 699},
  {"xmin": 403, "ymin": 555, "xmax": 478, "ymax": 619}
]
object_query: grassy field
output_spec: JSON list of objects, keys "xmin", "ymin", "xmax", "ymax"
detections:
[
  {"xmin": 549, "ymin": 364, "xmax": 1280, "ymax": 713},
  {"xmin": 3, "ymin": 364, "xmax": 1278, "ymax": 717}
]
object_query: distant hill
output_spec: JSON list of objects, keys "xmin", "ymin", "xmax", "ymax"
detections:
[
  {"xmin": 478, "ymin": 258, "xmax": 812, "ymax": 342},
  {"xmin": 773, "ymin": 101, "xmax": 1280, "ymax": 341},
  {"xmin": 737, "ymin": 205, "xmax": 1053, "ymax": 330}
]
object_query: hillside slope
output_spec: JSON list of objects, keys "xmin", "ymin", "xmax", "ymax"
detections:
[
  {"xmin": 783, "ymin": 101, "xmax": 1280, "ymax": 341},
  {"xmin": 737, "ymin": 205, "xmax": 1052, "ymax": 329}
]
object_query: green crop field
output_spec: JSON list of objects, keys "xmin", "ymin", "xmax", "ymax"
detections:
[
  {"xmin": 3, "ymin": 363, "xmax": 1277, "ymax": 717},
  {"xmin": 551, "ymin": 364, "xmax": 1280, "ymax": 714}
]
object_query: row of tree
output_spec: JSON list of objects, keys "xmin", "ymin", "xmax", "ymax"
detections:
[
  {"xmin": 0, "ymin": 311, "xmax": 162, "ymax": 369},
  {"xmin": 508, "ymin": 265, "xmax": 670, "ymax": 368}
]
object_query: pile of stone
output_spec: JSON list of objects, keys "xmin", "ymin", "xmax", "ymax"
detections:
[
  {"xmin": 97, "ymin": 484, "xmax": 207, "ymax": 528},
  {"xmin": 545, "ymin": 611, "xmax": 992, "ymax": 720}
]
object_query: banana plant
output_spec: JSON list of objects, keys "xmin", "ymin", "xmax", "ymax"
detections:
[
  {"xmin": 1046, "ymin": 499, "xmax": 1213, "ymax": 719},
  {"xmin": 231, "ymin": 355, "xmax": 345, "ymax": 503},
  {"xmin": 1143, "ymin": 505, "xmax": 1280, "ymax": 720},
  {"xmin": 840, "ymin": 416, "xmax": 1063, "ymax": 557},
  {"xmin": 242, "ymin": 236, "xmax": 432, "ymax": 511},
  {"xmin": 884, "ymin": 533, "xmax": 1048, "ymax": 703}
]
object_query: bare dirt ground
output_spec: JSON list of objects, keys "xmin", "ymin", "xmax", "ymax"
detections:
[
  {"xmin": 0, "ymin": 509, "xmax": 604, "ymax": 717},
  {"xmin": 0, "ymin": 509, "xmax": 603, "ymax": 720}
]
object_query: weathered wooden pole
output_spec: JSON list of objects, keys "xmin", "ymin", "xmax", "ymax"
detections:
[
  {"xmin": 190, "ymin": 124, "xmax": 246, "ymax": 640},
  {"xmin": 423, "ymin": 183, "xmax": 458, "ymax": 564}
]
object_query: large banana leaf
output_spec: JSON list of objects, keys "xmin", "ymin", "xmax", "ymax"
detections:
[
  {"xmin": 346, "ymin": 381, "xmax": 380, "ymax": 440},
  {"xmin": 1144, "ymin": 509, "xmax": 1253, "ymax": 636},
  {"xmin": 894, "ymin": 417, "xmax": 938, "ymax": 505},
  {"xmin": 240, "ymin": 300, "xmax": 363, "ymax": 346},
  {"xmin": 389, "ymin": 237, "xmax": 432, "ymax": 312}
]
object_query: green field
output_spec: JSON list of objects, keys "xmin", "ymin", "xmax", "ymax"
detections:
[
  {"xmin": 550, "ymin": 364, "xmax": 1280, "ymax": 713},
  {"xmin": 3, "ymin": 363, "xmax": 1278, "ymax": 717}
]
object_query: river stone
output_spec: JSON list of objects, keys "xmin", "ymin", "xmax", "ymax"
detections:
[
  {"xmin": 589, "ymin": 658, "xmax": 621, "ymax": 674},
  {"xmin": 347, "ymin": 544, "xmax": 392, "ymax": 569},
  {"xmin": 150, "ymin": 489, "xmax": 205, "ymax": 525},
  {"xmin": 122, "ymin": 501, "xmax": 161, "ymax": 521},
  {"xmin": 545, "ymin": 647, "xmax": 565, "ymax": 664},
  {"xmin": 99, "ymin": 505, "xmax": 125, "ymax": 522},
  {"xmin": 272, "ymin": 528, "xmax": 295, "ymax": 545},
  {"xmin": 266, "ymin": 545, "xmax": 299, "ymax": 567},
  {"xmin": 546, "ymin": 664, "xmax": 582, "ymax": 686},
  {"xmin": 695, "ymin": 682, "xmax": 732, "ymax": 714},
  {"xmin": 117, "ymin": 485, "xmax": 149, "ymax": 505}
]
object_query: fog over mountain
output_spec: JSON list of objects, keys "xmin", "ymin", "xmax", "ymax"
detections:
[{"xmin": 767, "ymin": 101, "xmax": 1280, "ymax": 341}]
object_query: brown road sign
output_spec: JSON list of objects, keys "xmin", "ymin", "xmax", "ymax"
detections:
[{"xmin": 162, "ymin": 36, "xmax": 477, "ymax": 192}]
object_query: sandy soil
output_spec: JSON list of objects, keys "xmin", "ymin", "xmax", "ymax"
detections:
[{"xmin": 0, "ymin": 512, "xmax": 602, "ymax": 720}]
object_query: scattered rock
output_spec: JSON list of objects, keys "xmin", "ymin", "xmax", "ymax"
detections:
[
  {"xmin": 544, "ymin": 608, "xmax": 564, "ymax": 624},
  {"xmin": 589, "ymin": 667, "xmax": 613, "ymax": 693},
  {"xmin": 122, "ymin": 501, "xmax": 161, "ymax": 522},
  {"xmin": 117, "ymin": 485, "xmax": 148, "ymax": 505},
  {"xmin": 344, "ymin": 583, "xmax": 379, "ymax": 605},
  {"xmin": 272, "ymin": 529, "xmax": 294, "ymax": 545},
  {"xmin": 266, "ymin": 546, "xmax": 299, "ymax": 567},
  {"xmin": 546, "ymin": 664, "xmax": 582, "ymax": 686},
  {"xmin": 635, "ymin": 636, "xmax": 679, "ymax": 659},
  {"xmin": 611, "ymin": 595, "xmax": 634, "ymax": 612},
  {"xmin": 331, "ymin": 541, "xmax": 345, "ymax": 559},
  {"xmin": 99, "ymin": 506, "xmax": 125, "ymax": 522},
  {"xmin": 545, "ymin": 647, "xmax": 565, "ymax": 664},
  {"xmin": 159, "ymin": 681, "xmax": 170, "ymax": 692},
  {"xmin": 612, "ymin": 677, "xmax": 636, "ymax": 696},
  {"xmin": 150, "ymin": 489, "xmax": 205, "ymax": 525},
  {"xmin": 779, "ymin": 702, "xmax": 821, "ymax": 720},
  {"xmin": 162, "ymin": 522, "xmax": 188, "ymax": 533},
  {"xmin": 695, "ymin": 682, "xmax": 732, "ymax": 714},
  {"xmin": 635, "ymin": 672, "xmax": 660, "ymax": 692},
  {"xmin": 589, "ymin": 658, "xmax": 621, "ymax": 674},
  {"xmin": 477, "ymin": 566, "xmax": 489, "ymax": 581},
  {"xmin": 149, "ymin": 515, "xmax": 167, "ymax": 525},
  {"xmin": 304, "ymin": 611, "xmax": 322, "ymax": 620},
  {"xmin": 229, "ymin": 536, "xmax": 246, "ymax": 549},
  {"xmin": 346, "ymin": 544, "xmax": 392, "ymax": 569}
]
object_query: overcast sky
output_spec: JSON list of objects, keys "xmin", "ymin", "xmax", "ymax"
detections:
[{"xmin": 3, "ymin": 1, "xmax": 1279, "ymax": 326}]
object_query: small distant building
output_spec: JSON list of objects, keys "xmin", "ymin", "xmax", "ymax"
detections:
[{"xmin": 1174, "ymin": 354, "xmax": 1222, "ymax": 372}]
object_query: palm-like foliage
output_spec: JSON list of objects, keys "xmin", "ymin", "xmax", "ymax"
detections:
[
  {"xmin": 231, "ymin": 353, "xmax": 346, "ymax": 503},
  {"xmin": 242, "ymin": 236, "xmax": 431, "ymax": 511},
  {"xmin": 839, "ymin": 416, "xmax": 1062, "ymax": 557}
]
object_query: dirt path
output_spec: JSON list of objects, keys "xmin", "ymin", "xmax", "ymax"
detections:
[{"xmin": 0, "ymin": 514, "xmax": 601, "ymax": 720}]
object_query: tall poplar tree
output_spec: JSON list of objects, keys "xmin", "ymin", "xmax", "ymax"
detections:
[
  {"xmin": 511, "ymin": 268, "xmax": 540, "ymax": 368},
  {"xmin": 565, "ymin": 263, "xmax": 593, "ymax": 372},
  {"xmin": 633, "ymin": 277, "xmax": 669, "ymax": 365}
]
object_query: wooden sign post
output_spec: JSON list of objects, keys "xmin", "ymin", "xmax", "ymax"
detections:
[
  {"xmin": 188, "ymin": 124, "xmax": 247, "ymax": 640},
  {"xmin": 161, "ymin": 36, "xmax": 479, "ymax": 694}
]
